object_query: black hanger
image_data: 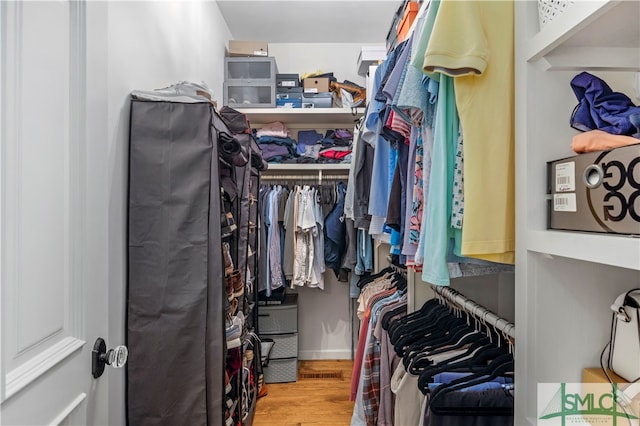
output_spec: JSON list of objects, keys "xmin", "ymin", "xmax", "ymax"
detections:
[
  {"xmin": 427, "ymin": 329, "xmax": 486, "ymax": 357},
  {"xmin": 427, "ymin": 354, "xmax": 514, "ymax": 416},
  {"xmin": 401, "ymin": 319, "xmax": 475, "ymax": 372},
  {"xmin": 403, "ymin": 314, "xmax": 468, "ymax": 352},
  {"xmin": 388, "ymin": 298, "xmax": 441, "ymax": 335},
  {"xmin": 421, "ymin": 310, "xmax": 486, "ymax": 354},
  {"xmin": 392, "ymin": 308, "xmax": 460, "ymax": 356},
  {"xmin": 388, "ymin": 302, "xmax": 448, "ymax": 346},
  {"xmin": 416, "ymin": 342, "xmax": 507, "ymax": 394},
  {"xmin": 388, "ymin": 302, "xmax": 450, "ymax": 346},
  {"xmin": 357, "ymin": 266, "xmax": 394, "ymax": 288},
  {"xmin": 381, "ymin": 304, "xmax": 408, "ymax": 330},
  {"xmin": 409, "ymin": 334, "xmax": 492, "ymax": 375}
]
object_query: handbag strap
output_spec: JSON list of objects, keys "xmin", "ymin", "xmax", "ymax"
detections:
[{"xmin": 610, "ymin": 288, "xmax": 640, "ymax": 322}]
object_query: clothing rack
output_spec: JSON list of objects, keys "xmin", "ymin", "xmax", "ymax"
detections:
[
  {"xmin": 261, "ymin": 171, "xmax": 348, "ymax": 185},
  {"xmin": 431, "ymin": 285, "xmax": 515, "ymax": 340}
]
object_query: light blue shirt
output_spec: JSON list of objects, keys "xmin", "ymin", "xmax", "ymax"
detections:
[
  {"xmin": 421, "ymin": 75, "xmax": 460, "ymax": 287},
  {"xmin": 366, "ymin": 60, "xmax": 394, "ymax": 218}
]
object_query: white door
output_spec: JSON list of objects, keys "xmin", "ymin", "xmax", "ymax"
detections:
[{"xmin": 1, "ymin": 1, "xmax": 113, "ymax": 425}]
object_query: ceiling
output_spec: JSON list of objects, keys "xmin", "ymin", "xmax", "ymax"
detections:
[{"xmin": 216, "ymin": 0, "xmax": 402, "ymax": 44}]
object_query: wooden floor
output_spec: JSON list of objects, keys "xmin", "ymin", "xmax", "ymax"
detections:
[{"xmin": 253, "ymin": 360, "xmax": 354, "ymax": 426}]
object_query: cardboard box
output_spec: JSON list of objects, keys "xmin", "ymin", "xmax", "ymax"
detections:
[
  {"xmin": 581, "ymin": 368, "xmax": 640, "ymax": 425},
  {"xmin": 547, "ymin": 144, "xmax": 640, "ymax": 235},
  {"xmin": 228, "ymin": 40, "xmax": 268, "ymax": 57},
  {"xmin": 303, "ymin": 77, "xmax": 330, "ymax": 94},
  {"xmin": 398, "ymin": 2, "xmax": 419, "ymax": 42}
]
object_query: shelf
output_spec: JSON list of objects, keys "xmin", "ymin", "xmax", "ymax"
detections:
[
  {"xmin": 526, "ymin": 229, "xmax": 640, "ymax": 270},
  {"xmin": 235, "ymin": 107, "xmax": 364, "ymax": 126},
  {"xmin": 527, "ymin": 0, "xmax": 639, "ymax": 71},
  {"xmin": 356, "ymin": 45, "xmax": 387, "ymax": 77},
  {"xmin": 264, "ymin": 163, "xmax": 350, "ymax": 171},
  {"xmin": 539, "ymin": 46, "xmax": 640, "ymax": 71}
]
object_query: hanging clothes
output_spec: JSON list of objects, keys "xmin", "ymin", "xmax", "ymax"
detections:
[
  {"xmin": 324, "ymin": 182, "xmax": 347, "ymax": 277},
  {"xmin": 344, "ymin": 0, "xmax": 516, "ymax": 286},
  {"xmin": 351, "ymin": 282, "xmax": 515, "ymax": 426},
  {"xmin": 259, "ymin": 181, "xmax": 354, "ymax": 293},
  {"xmin": 422, "ymin": 0, "xmax": 515, "ymax": 264}
]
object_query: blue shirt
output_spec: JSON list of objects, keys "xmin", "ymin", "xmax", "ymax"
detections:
[{"xmin": 366, "ymin": 60, "xmax": 394, "ymax": 218}]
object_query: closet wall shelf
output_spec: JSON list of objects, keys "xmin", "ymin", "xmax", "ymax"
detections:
[
  {"xmin": 539, "ymin": 46, "xmax": 640, "ymax": 72},
  {"xmin": 526, "ymin": 229, "xmax": 640, "ymax": 270},
  {"xmin": 235, "ymin": 107, "xmax": 364, "ymax": 125},
  {"xmin": 265, "ymin": 163, "xmax": 350, "ymax": 171},
  {"xmin": 526, "ymin": 0, "xmax": 636, "ymax": 64}
]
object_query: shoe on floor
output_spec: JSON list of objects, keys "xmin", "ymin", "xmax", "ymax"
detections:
[{"xmin": 257, "ymin": 383, "xmax": 268, "ymax": 398}]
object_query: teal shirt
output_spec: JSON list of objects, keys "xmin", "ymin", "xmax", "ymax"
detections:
[{"xmin": 421, "ymin": 74, "xmax": 462, "ymax": 287}]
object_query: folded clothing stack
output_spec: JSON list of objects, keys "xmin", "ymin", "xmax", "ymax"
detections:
[
  {"xmin": 569, "ymin": 72, "xmax": 640, "ymax": 153},
  {"xmin": 293, "ymin": 128, "xmax": 353, "ymax": 163},
  {"xmin": 255, "ymin": 121, "xmax": 298, "ymax": 162},
  {"xmin": 256, "ymin": 123, "xmax": 354, "ymax": 164}
]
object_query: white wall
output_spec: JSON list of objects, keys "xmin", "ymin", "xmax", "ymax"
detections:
[
  {"xmin": 296, "ymin": 276, "xmax": 353, "ymax": 360},
  {"xmin": 268, "ymin": 43, "xmax": 367, "ymax": 87},
  {"xmin": 106, "ymin": 2, "xmax": 231, "ymax": 423}
]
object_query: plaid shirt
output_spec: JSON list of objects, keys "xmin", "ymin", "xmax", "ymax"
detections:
[{"xmin": 361, "ymin": 290, "xmax": 400, "ymax": 426}]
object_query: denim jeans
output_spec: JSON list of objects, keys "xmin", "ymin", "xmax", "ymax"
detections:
[{"xmin": 354, "ymin": 229, "xmax": 373, "ymax": 276}]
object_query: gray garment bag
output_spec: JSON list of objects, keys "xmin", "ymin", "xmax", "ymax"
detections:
[{"xmin": 127, "ymin": 100, "xmax": 225, "ymax": 426}]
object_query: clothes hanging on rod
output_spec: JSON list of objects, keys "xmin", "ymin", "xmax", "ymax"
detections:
[
  {"xmin": 351, "ymin": 278, "xmax": 514, "ymax": 426},
  {"xmin": 350, "ymin": 268, "xmax": 408, "ymax": 426},
  {"xmin": 350, "ymin": 267, "xmax": 407, "ymax": 424},
  {"xmin": 345, "ymin": 0, "xmax": 515, "ymax": 287},
  {"xmin": 257, "ymin": 179, "xmax": 353, "ymax": 297}
]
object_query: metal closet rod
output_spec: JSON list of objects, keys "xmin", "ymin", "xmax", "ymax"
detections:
[
  {"xmin": 431, "ymin": 285, "xmax": 515, "ymax": 340},
  {"xmin": 387, "ymin": 260, "xmax": 408, "ymax": 278},
  {"xmin": 261, "ymin": 174, "xmax": 349, "ymax": 181}
]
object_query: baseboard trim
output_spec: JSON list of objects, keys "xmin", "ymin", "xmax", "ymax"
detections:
[{"xmin": 298, "ymin": 350, "xmax": 352, "ymax": 360}]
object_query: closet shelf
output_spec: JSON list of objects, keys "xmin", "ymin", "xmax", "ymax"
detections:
[
  {"xmin": 539, "ymin": 46, "xmax": 640, "ymax": 71},
  {"xmin": 526, "ymin": 229, "xmax": 640, "ymax": 270},
  {"xmin": 235, "ymin": 107, "xmax": 364, "ymax": 126},
  {"xmin": 526, "ymin": 0, "xmax": 639, "ymax": 70},
  {"xmin": 265, "ymin": 163, "xmax": 350, "ymax": 171}
]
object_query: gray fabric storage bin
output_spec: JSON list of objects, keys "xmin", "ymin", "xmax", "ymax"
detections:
[
  {"xmin": 263, "ymin": 357, "xmax": 298, "ymax": 383},
  {"xmin": 268, "ymin": 333, "xmax": 298, "ymax": 359},
  {"xmin": 258, "ymin": 303, "xmax": 298, "ymax": 334}
]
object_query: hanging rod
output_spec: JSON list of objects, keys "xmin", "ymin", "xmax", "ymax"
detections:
[
  {"xmin": 386, "ymin": 255, "xmax": 408, "ymax": 277},
  {"xmin": 260, "ymin": 173, "xmax": 349, "ymax": 181},
  {"xmin": 431, "ymin": 285, "xmax": 515, "ymax": 340}
]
